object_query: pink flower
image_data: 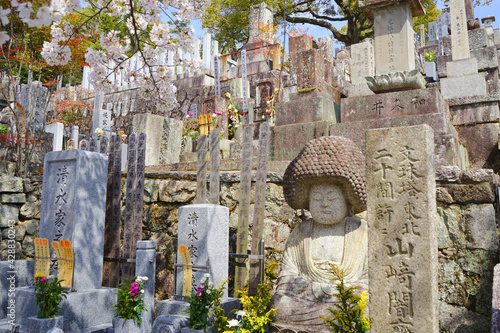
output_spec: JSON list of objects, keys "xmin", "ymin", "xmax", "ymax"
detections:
[
  {"xmin": 40, "ymin": 277, "xmax": 49, "ymax": 283},
  {"xmin": 189, "ymin": 111, "xmax": 193, "ymax": 116},
  {"xmin": 215, "ymin": 111, "xmax": 222, "ymax": 115}
]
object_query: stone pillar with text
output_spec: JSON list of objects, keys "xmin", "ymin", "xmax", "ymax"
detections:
[
  {"xmin": 366, "ymin": 124, "xmax": 439, "ymax": 333},
  {"xmin": 360, "ymin": 0, "xmax": 427, "ymax": 92}
]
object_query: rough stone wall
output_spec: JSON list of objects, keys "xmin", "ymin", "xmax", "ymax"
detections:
[
  {"xmin": 140, "ymin": 171, "xmax": 297, "ymax": 298},
  {"xmin": 436, "ymin": 167, "xmax": 499, "ymax": 332},
  {"xmin": 0, "ymin": 162, "xmax": 42, "ymax": 261}
]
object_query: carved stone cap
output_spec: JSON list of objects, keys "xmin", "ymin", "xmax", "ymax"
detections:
[
  {"xmin": 283, "ymin": 136, "xmax": 367, "ymax": 214},
  {"xmin": 359, "ymin": 0, "xmax": 425, "ymax": 18}
]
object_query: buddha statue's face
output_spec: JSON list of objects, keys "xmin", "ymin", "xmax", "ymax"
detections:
[{"xmin": 309, "ymin": 183, "xmax": 348, "ymax": 225}]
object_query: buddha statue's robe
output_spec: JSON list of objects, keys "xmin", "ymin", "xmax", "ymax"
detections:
[{"xmin": 270, "ymin": 216, "xmax": 368, "ymax": 330}]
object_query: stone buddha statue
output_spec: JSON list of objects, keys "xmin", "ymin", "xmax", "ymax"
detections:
[{"xmin": 270, "ymin": 136, "xmax": 368, "ymax": 332}]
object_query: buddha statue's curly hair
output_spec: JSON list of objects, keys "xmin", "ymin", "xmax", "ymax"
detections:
[{"xmin": 283, "ymin": 136, "xmax": 367, "ymax": 214}]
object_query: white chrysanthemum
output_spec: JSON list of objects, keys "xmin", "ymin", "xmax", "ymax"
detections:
[{"xmin": 227, "ymin": 319, "xmax": 239, "ymax": 328}]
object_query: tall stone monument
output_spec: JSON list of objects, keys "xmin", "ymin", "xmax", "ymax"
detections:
[
  {"xmin": 439, "ymin": 0, "xmax": 488, "ymax": 100},
  {"xmin": 349, "ymin": 40, "xmax": 375, "ymax": 97},
  {"xmin": 366, "ymin": 124, "xmax": 438, "ymax": 333},
  {"xmin": 360, "ymin": 0, "xmax": 427, "ymax": 92}
]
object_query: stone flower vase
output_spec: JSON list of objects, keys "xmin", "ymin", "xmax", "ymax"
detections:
[
  {"xmin": 27, "ymin": 316, "xmax": 64, "ymax": 333},
  {"xmin": 425, "ymin": 61, "xmax": 439, "ymax": 82},
  {"xmin": 112, "ymin": 316, "xmax": 141, "ymax": 333}
]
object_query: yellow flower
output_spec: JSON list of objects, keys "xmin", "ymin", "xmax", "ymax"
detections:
[
  {"xmin": 119, "ymin": 130, "xmax": 124, "ymax": 135},
  {"xmin": 34, "ymin": 273, "xmax": 45, "ymax": 278}
]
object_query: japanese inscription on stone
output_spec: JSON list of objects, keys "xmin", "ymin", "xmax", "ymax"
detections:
[
  {"xmin": 450, "ymin": 0, "xmax": 470, "ymax": 60},
  {"xmin": 366, "ymin": 125, "xmax": 438, "ymax": 333},
  {"xmin": 241, "ymin": 50, "xmax": 249, "ymax": 123}
]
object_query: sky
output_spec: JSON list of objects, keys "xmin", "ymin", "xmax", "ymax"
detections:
[{"xmin": 188, "ymin": 0, "xmax": 500, "ymax": 52}]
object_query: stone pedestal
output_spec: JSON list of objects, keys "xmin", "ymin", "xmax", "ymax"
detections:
[
  {"xmin": 14, "ymin": 286, "xmax": 116, "ymax": 331},
  {"xmin": 349, "ymin": 41, "xmax": 375, "ymax": 97},
  {"xmin": 27, "ymin": 316, "xmax": 63, "ymax": 333},
  {"xmin": 334, "ymin": 88, "xmax": 467, "ymax": 169}
]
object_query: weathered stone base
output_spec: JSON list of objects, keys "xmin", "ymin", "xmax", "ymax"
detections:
[
  {"xmin": 440, "ymin": 72, "xmax": 487, "ymax": 100},
  {"xmin": 271, "ymin": 121, "xmax": 330, "ymax": 161},
  {"xmin": 275, "ymin": 89, "xmax": 340, "ymax": 126},
  {"xmin": 12, "ymin": 286, "xmax": 116, "ymax": 332},
  {"xmin": 329, "ymin": 112, "xmax": 463, "ymax": 167},
  {"xmin": 153, "ymin": 298, "xmax": 240, "ymax": 333}
]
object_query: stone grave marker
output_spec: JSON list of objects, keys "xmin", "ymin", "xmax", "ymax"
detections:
[
  {"xmin": 71, "ymin": 126, "xmax": 79, "ymax": 148},
  {"xmin": 235, "ymin": 126, "xmax": 254, "ymax": 295},
  {"xmin": 89, "ymin": 138, "xmax": 97, "ymax": 152},
  {"xmin": 241, "ymin": 50, "xmax": 249, "ymax": 124},
  {"xmin": 350, "ymin": 41, "xmax": 375, "ymax": 96},
  {"xmin": 450, "ymin": 0, "xmax": 470, "ymax": 61},
  {"xmin": 420, "ymin": 24, "xmax": 425, "ymax": 47},
  {"xmin": 67, "ymin": 139, "xmax": 75, "ymax": 150},
  {"xmin": 100, "ymin": 135, "xmax": 109, "ymax": 154},
  {"xmin": 79, "ymin": 139, "xmax": 88, "ymax": 151},
  {"xmin": 39, "ymin": 149, "xmax": 108, "ymax": 291},
  {"xmin": 21, "ymin": 83, "xmax": 47, "ymax": 132},
  {"xmin": 249, "ymin": 2, "xmax": 273, "ymax": 43},
  {"xmin": 369, "ymin": 1, "xmax": 423, "ymax": 74},
  {"xmin": 92, "ymin": 90, "xmax": 104, "ymax": 138},
  {"xmin": 428, "ymin": 21, "xmax": 438, "ymax": 45},
  {"xmin": 214, "ymin": 55, "xmax": 220, "ymax": 97},
  {"xmin": 190, "ymin": 104, "xmax": 198, "ymax": 119},
  {"xmin": 209, "ymin": 129, "xmax": 220, "ymax": 205},
  {"xmin": 196, "ymin": 135, "xmax": 208, "ymax": 203},
  {"xmin": 176, "ymin": 204, "xmax": 229, "ymax": 298},
  {"xmin": 45, "ymin": 122, "xmax": 64, "ymax": 151},
  {"xmin": 366, "ymin": 124, "xmax": 438, "ymax": 333},
  {"xmin": 249, "ymin": 123, "xmax": 270, "ymax": 295},
  {"xmin": 444, "ymin": 12, "xmax": 451, "ymax": 26}
]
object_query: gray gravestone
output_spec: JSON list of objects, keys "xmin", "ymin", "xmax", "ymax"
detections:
[
  {"xmin": 214, "ymin": 55, "xmax": 220, "ymax": 97},
  {"xmin": 450, "ymin": 0, "xmax": 471, "ymax": 61},
  {"xmin": 196, "ymin": 135, "xmax": 208, "ymax": 203},
  {"xmin": 21, "ymin": 84, "xmax": 47, "ymax": 132},
  {"xmin": 91, "ymin": 91, "xmax": 104, "ymax": 138},
  {"xmin": 428, "ymin": 21, "xmax": 438, "ymax": 45},
  {"xmin": 249, "ymin": 123, "xmax": 270, "ymax": 295},
  {"xmin": 100, "ymin": 135, "xmax": 108, "ymax": 154},
  {"xmin": 136, "ymin": 241, "xmax": 156, "ymax": 333},
  {"xmin": 89, "ymin": 138, "xmax": 97, "ymax": 152},
  {"xmin": 79, "ymin": 139, "xmax": 88, "ymax": 151},
  {"xmin": 366, "ymin": 124, "xmax": 438, "ymax": 332},
  {"xmin": 39, "ymin": 149, "xmax": 108, "ymax": 291},
  {"xmin": 234, "ymin": 126, "xmax": 254, "ymax": 294},
  {"xmin": 176, "ymin": 204, "xmax": 229, "ymax": 298},
  {"xmin": 241, "ymin": 50, "xmax": 248, "ymax": 124},
  {"xmin": 209, "ymin": 129, "xmax": 220, "ymax": 205},
  {"xmin": 190, "ymin": 104, "xmax": 198, "ymax": 119}
]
